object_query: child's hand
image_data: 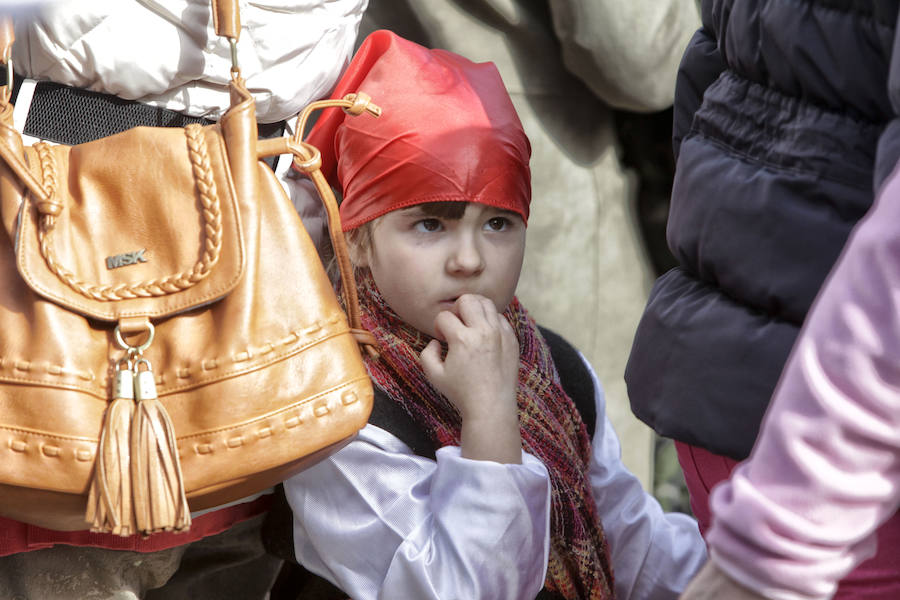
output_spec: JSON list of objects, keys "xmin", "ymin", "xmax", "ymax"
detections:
[{"xmin": 420, "ymin": 294, "xmax": 522, "ymax": 463}]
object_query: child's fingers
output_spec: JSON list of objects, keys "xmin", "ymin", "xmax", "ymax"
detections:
[
  {"xmin": 456, "ymin": 294, "xmax": 501, "ymax": 329},
  {"xmin": 419, "ymin": 338, "xmax": 445, "ymax": 380},
  {"xmin": 478, "ymin": 296, "xmax": 501, "ymax": 328},
  {"xmin": 499, "ymin": 314, "xmax": 516, "ymax": 345},
  {"xmin": 501, "ymin": 321, "xmax": 520, "ymax": 365},
  {"xmin": 455, "ymin": 294, "xmax": 491, "ymax": 326},
  {"xmin": 433, "ymin": 309, "xmax": 465, "ymax": 342}
]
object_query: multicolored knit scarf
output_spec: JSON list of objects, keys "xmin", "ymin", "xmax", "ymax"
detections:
[{"xmin": 355, "ymin": 271, "xmax": 615, "ymax": 599}]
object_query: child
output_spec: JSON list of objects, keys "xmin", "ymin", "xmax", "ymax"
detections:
[{"xmin": 282, "ymin": 30, "xmax": 706, "ymax": 600}]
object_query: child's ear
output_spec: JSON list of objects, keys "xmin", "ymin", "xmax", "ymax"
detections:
[
  {"xmin": 345, "ymin": 221, "xmax": 376, "ymax": 269},
  {"xmin": 345, "ymin": 229, "xmax": 369, "ymax": 268},
  {"xmin": 355, "ymin": 249, "xmax": 369, "ymax": 268},
  {"xmin": 348, "ymin": 242, "xmax": 370, "ymax": 268}
]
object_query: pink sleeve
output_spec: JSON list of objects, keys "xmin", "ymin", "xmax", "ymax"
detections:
[{"xmin": 705, "ymin": 166, "xmax": 900, "ymax": 600}]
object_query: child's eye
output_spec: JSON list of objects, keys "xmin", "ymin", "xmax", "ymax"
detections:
[
  {"xmin": 414, "ymin": 218, "xmax": 443, "ymax": 232},
  {"xmin": 485, "ymin": 217, "xmax": 510, "ymax": 231}
]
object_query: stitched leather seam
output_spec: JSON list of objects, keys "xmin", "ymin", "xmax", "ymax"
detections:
[
  {"xmin": 176, "ymin": 376, "xmax": 372, "ymax": 442},
  {"xmin": 152, "ymin": 318, "xmax": 351, "ymax": 395},
  {"xmin": 0, "ymin": 318, "xmax": 352, "ymax": 396},
  {"xmin": 0, "ymin": 358, "xmax": 93, "ymax": 381},
  {"xmin": 0, "ymin": 373, "xmax": 107, "ymax": 399},
  {"xmin": 0, "ymin": 426, "xmax": 96, "ymax": 444},
  {"xmin": 0, "ymin": 378, "xmax": 369, "ymax": 448}
]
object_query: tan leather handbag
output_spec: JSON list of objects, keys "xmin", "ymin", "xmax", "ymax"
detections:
[{"xmin": 0, "ymin": 1, "xmax": 376, "ymax": 536}]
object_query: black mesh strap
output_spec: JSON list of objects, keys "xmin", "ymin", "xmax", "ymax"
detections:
[{"xmin": 12, "ymin": 79, "xmax": 285, "ymax": 163}]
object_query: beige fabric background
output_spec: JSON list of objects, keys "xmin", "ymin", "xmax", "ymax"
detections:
[{"xmin": 360, "ymin": 0, "xmax": 700, "ymax": 488}]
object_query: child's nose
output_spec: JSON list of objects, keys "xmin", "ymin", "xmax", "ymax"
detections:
[{"xmin": 447, "ymin": 235, "xmax": 485, "ymax": 275}]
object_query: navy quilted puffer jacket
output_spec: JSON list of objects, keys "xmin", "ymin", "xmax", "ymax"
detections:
[{"xmin": 625, "ymin": 0, "xmax": 898, "ymax": 459}]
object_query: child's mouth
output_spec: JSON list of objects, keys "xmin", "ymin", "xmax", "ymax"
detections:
[{"xmin": 438, "ymin": 297, "xmax": 460, "ymax": 310}]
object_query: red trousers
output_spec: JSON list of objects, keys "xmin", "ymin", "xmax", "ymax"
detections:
[{"xmin": 676, "ymin": 441, "xmax": 900, "ymax": 599}]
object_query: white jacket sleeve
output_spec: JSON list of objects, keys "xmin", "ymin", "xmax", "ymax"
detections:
[
  {"xmin": 283, "ymin": 424, "xmax": 551, "ymax": 600},
  {"xmin": 582, "ymin": 353, "xmax": 708, "ymax": 599}
]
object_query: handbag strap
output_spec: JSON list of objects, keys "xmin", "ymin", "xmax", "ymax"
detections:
[
  {"xmin": 257, "ymin": 92, "xmax": 383, "ymax": 355},
  {"xmin": 295, "ymin": 95, "xmax": 381, "ymax": 353},
  {"xmin": 0, "ymin": 16, "xmax": 50, "ymax": 204},
  {"xmin": 211, "ymin": 0, "xmax": 242, "ymax": 80},
  {"xmin": 211, "ymin": 0, "xmax": 240, "ymax": 41},
  {"xmin": 0, "ymin": 17, "xmax": 12, "ymax": 103},
  {"xmin": 207, "ymin": 0, "xmax": 378, "ymax": 353}
]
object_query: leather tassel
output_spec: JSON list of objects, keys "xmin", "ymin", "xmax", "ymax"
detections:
[
  {"xmin": 131, "ymin": 365, "xmax": 191, "ymax": 534},
  {"xmin": 86, "ymin": 368, "xmax": 136, "ymax": 536}
]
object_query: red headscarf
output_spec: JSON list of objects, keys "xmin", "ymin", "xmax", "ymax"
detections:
[{"xmin": 304, "ymin": 30, "xmax": 532, "ymax": 231}]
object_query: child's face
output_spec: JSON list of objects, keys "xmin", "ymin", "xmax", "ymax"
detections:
[{"xmin": 362, "ymin": 202, "xmax": 526, "ymax": 338}]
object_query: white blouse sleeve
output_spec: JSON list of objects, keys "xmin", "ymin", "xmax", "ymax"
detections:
[
  {"xmin": 582, "ymin": 352, "xmax": 708, "ymax": 599},
  {"xmin": 283, "ymin": 424, "xmax": 551, "ymax": 600}
]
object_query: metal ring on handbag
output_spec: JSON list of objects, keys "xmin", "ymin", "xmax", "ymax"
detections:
[{"xmin": 114, "ymin": 322, "xmax": 155, "ymax": 355}]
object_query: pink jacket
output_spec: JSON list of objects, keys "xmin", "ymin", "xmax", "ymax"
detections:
[{"xmin": 705, "ymin": 164, "xmax": 900, "ymax": 599}]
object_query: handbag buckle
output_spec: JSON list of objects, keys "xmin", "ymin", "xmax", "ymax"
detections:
[{"xmin": 114, "ymin": 322, "xmax": 155, "ymax": 356}]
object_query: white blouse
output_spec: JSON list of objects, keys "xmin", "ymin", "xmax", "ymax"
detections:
[{"xmin": 284, "ymin": 353, "xmax": 707, "ymax": 600}]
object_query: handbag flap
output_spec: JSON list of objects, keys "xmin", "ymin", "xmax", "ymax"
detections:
[{"xmin": 15, "ymin": 124, "xmax": 244, "ymax": 321}]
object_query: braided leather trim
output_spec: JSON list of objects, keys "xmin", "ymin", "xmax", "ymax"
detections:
[{"xmin": 33, "ymin": 123, "xmax": 223, "ymax": 301}]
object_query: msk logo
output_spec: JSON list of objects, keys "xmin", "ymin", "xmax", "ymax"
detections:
[{"xmin": 106, "ymin": 249, "xmax": 149, "ymax": 270}]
